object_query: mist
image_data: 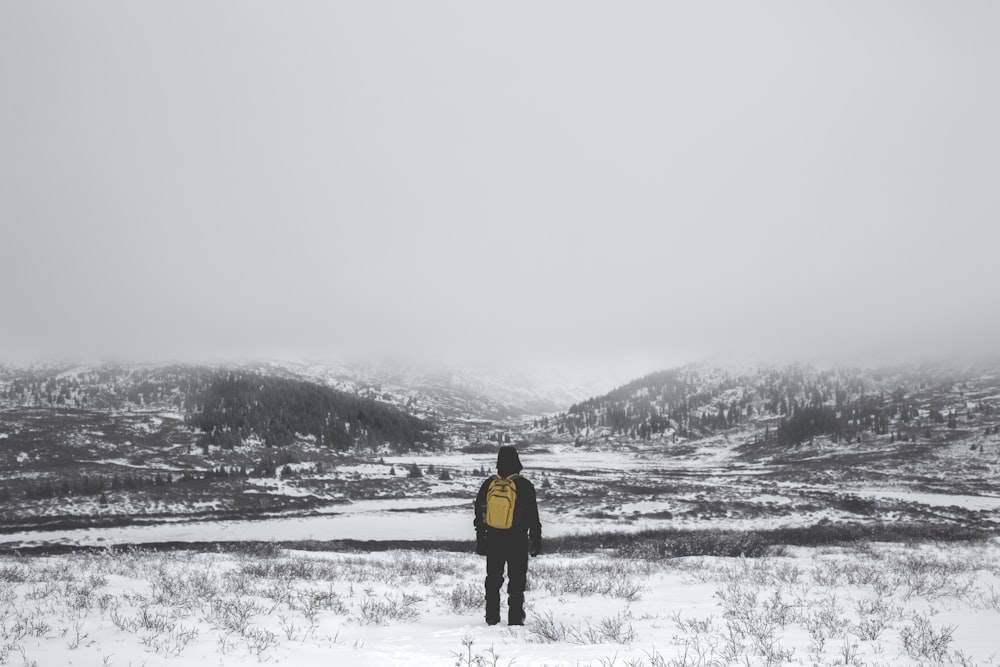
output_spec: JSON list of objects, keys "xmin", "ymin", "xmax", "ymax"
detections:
[{"xmin": 3, "ymin": 2, "xmax": 1000, "ymax": 380}]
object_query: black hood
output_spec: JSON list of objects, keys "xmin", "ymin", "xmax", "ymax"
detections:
[{"xmin": 497, "ymin": 446, "xmax": 523, "ymax": 477}]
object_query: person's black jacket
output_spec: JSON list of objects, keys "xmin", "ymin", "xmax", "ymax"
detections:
[{"xmin": 473, "ymin": 474, "xmax": 542, "ymax": 554}]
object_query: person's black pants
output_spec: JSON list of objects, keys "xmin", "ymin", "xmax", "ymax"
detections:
[{"xmin": 484, "ymin": 536, "xmax": 529, "ymax": 623}]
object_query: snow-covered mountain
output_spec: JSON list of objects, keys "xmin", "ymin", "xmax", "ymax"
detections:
[
  {"xmin": 0, "ymin": 357, "xmax": 616, "ymax": 427},
  {"xmin": 552, "ymin": 360, "xmax": 1000, "ymax": 458}
]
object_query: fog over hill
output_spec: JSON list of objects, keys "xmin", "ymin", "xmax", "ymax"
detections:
[{"xmin": 4, "ymin": 3, "xmax": 1000, "ymax": 378}]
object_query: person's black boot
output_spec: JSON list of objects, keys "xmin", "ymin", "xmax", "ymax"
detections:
[
  {"xmin": 508, "ymin": 591, "xmax": 525, "ymax": 625},
  {"xmin": 485, "ymin": 596, "xmax": 500, "ymax": 626}
]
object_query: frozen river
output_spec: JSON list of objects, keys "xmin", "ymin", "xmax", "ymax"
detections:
[
  {"xmin": 3, "ymin": 476, "xmax": 997, "ymax": 550},
  {"xmin": 0, "ymin": 498, "xmax": 471, "ymax": 549},
  {"xmin": 1, "ymin": 496, "xmax": 599, "ymax": 549}
]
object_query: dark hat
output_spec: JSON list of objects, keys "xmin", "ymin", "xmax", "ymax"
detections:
[{"xmin": 497, "ymin": 445, "xmax": 523, "ymax": 477}]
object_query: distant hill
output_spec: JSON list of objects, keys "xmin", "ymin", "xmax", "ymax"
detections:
[
  {"xmin": 5, "ymin": 360, "xmax": 999, "ymax": 457},
  {"xmin": 187, "ymin": 371, "xmax": 435, "ymax": 450},
  {"xmin": 0, "ymin": 358, "xmax": 608, "ymax": 424},
  {"xmin": 0, "ymin": 364, "xmax": 437, "ymax": 452},
  {"xmin": 556, "ymin": 362, "xmax": 1000, "ymax": 450}
]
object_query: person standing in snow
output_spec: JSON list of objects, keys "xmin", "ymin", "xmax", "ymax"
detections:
[{"xmin": 473, "ymin": 445, "xmax": 542, "ymax": 625}]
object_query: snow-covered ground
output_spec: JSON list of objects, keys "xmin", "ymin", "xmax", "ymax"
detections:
[
  {"xmin": 8, "ymin": 481, "xmax": 995, "ymax": 552},
  {"xmin": 4, "ymin": 439, "xmax": 999, "ymax": 549},
  {"xmin": 2, "ymin": 539, "xmax": 999, "ymax": 666}
]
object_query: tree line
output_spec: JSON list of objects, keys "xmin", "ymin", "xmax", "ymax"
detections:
[{"xmin": 186, "ymin": 372, "xmax": 437, "ymax": 451}]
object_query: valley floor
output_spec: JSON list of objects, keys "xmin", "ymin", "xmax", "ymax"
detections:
[
  {"xmin": 2, "ymin": 537, "xmax": 999, "ymax": 666},
  {"xmin": 4, "ymin": 437, "xmax": 1000, "ymax": 551}
]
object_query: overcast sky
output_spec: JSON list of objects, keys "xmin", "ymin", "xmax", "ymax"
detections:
[{"xmin": 2, "ymin": 2, "xmax": 999, "ymax": 382}]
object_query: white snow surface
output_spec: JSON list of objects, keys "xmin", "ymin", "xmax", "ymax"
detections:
[{"xmin": 3, "ymin": 540, "xmax": 1000, "ymax": 666}]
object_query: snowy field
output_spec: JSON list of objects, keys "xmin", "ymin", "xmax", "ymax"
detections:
[
  {"xmin": 5, "ymin": 437, "xmax": 999, "ymax": 551},
  {"xmin": 1, "ymin": 539, "xmax": 999, "ymax": 666}
]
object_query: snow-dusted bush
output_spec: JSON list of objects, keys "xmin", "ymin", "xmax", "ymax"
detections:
[{"xmin": 0, "ymin": 539, "xmax": 998, "ymax": 665}]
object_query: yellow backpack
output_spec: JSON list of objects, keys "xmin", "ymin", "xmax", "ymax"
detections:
[{"xmin": 485, "ymin": 473, "xmax": 519, "ymax": 529}]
